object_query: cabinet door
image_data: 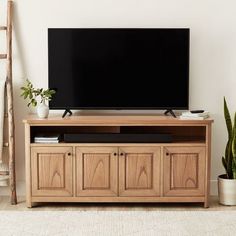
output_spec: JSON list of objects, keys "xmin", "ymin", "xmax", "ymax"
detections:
[
  {"xmin": 76, "ymin": 147, "xmax": 118, "ymax": 196},
  {"xmin": 163, "ymin": 146, "xmax": 205, "ymax": 196},
  {"xmin": 31, "ymin": 147, "xmax": 73, "ymax": 196},
  {"xmin": 119, "ymin": 146, "xmax": 161, "ymax": 197}
]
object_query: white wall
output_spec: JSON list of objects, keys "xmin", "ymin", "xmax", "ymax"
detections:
[{"xmin": 1, "ymin": 0, "xmax": 236, "ymax": 195}]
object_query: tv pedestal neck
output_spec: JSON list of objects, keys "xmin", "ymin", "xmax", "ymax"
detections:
[
  {"xmin": 23, "ymin": 115, "xmax": 213, "ymax": 208},
  {"xmin": 164, "ymin": 109, "xmax": 176, "ymax": 118}
]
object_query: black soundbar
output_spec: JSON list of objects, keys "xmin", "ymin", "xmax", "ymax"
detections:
[{"xmin": 64, "ymin": 133, "xmax": 172, "ymax": 143}]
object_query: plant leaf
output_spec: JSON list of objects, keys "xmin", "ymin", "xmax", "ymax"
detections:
[
  {"xmin": 232, "ymin": 112, "xmax": 236, "ymax": 158},
  {"xmin": 224, "ymin": 97, "xmax": 232, "ymax": 139},
  {"xmin": 226, "ymin": 139, "xmax": 233, "ymax": 179},
  {"xmin": 233, "ymin": 158, "xmax": 236, "ymax": 179},
  {"xmin": 24, "ymin": 93, "xmax": 28, "ymax": 99},
  {"xmin": 222, "ymin": 156, "xmax": 227, "ymax": 172},
  {"xmin": 223, "ymin": 97, "xmax": 234, "ymax": 178}
]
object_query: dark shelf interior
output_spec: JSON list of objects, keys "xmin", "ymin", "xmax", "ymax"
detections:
[{"xmin": 31, "ymin": 125, "xmax": 206, "ymax": 144}]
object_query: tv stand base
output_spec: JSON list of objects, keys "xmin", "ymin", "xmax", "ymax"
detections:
[
  {"xmin": 62, "ymin": 109, "xmax": 72, "ymax": 118},
  {"xmin": 164, "ymin": 109, "xmax": 176, "ymax": 118}
]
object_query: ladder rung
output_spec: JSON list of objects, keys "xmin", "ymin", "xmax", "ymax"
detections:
[
  {"xmin": 0, "ymin": 54, "xmax": 7, "ymax": 59},
  {"xmin": 0, "ymin": 173, "xmax": 9, "ymax": 176},
  {"xmin": 3, "ymin": 143, "xmax": 9, "ymax": 147},
  {"xmin": 0, "ymin": 26, "xmax": 7, "ymax": 30}
]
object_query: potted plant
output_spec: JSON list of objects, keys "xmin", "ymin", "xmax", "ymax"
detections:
[
  {"xmin": 218, "ymin": 97, "xmax": 236, "ymax": 205},
  {"xmin": 21, "ymin": 79, "xmax": 56, "ymax": 118}
]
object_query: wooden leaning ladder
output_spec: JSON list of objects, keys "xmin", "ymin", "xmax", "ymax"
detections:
[{"xmin": 0, "ymin": 0, "xmax": 17, "ymax": 204}]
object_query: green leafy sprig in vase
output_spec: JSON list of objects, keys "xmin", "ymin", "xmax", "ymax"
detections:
[{"xmin": 21, "ymin": 79, "xmax": 56, "ymax": 118}]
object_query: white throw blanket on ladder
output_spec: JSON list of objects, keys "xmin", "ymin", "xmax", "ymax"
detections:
[{"xmin": 0, "ymin": 79, "xmax": 6, "ymax": 164}]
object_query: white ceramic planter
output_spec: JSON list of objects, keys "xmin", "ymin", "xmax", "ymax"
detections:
[
  {"xmin": 37, "ymin": 101, "xmax": 49, "ymax": 118},
  {"xmin": 218, "ymin": 174, "xmax": 236, "ymax": 205}
]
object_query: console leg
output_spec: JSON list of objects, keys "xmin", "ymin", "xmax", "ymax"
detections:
[
  {"xmin": 204, "ymin": 200, "xmax": 209, "ymax": 208},
  {"xmin": 26, "ymin": 201, "xmax": 39, "ymax": 208},
  {"xmin": 26, "ymin": 200, "xmax": 32, "ymax": 208},
  {"xmin": 62, "ymin": 109, "xmax": 72, "ymax": 118}
]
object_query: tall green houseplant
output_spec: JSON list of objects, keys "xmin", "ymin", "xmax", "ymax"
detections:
[{"xmin": 222, "ymin": 97, "xmax": 236, "ymax": 179}]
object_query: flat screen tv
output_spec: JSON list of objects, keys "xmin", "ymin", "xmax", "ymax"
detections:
[{"xmin": 48, "ymin": 28, "xmax": 190, "ymax": 110}]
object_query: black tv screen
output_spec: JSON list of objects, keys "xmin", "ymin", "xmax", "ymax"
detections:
[{"xmin": 48, "ymin": 28, "xmax": 189, "ymax": 110}]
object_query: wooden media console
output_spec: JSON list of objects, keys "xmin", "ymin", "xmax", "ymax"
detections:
[{"xmin": 23, "ymin": 115, "xmax": 213, "ymax": 208}]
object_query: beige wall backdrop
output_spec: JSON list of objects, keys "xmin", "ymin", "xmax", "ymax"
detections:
[{"xmin": 1, "ymin": 0, "xmax": 236, "ymax": 195}]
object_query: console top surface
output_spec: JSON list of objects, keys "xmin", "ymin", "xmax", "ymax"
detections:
[{"xmin": 23, "ymin": 115, "xmax": 214, "ymax": 126}]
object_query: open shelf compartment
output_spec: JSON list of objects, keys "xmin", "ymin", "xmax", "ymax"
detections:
[{"xmin": 30, "ymin": 125, "xmax": 206, "ymax": 144}]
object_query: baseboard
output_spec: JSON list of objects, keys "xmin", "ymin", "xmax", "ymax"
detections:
[
  {"xmin": 210, "ymin": 180, "xmax": 218, "ymax": 196},
  {"xmin": 0, "ymin": 180, "xmax": 25, "ymax": 196},
  {"xmin": 0, "ymin": 180, "xmax": 218, "ymax": 196}
]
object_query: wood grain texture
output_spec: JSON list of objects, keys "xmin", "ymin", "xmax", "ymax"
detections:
[
  {"xmin": 38, "ymin": 154, "xmax": 65, "ymax": 189},
  {"xmin": 204, "ymin": 124, "xmax": 212, "ymax": 208},
  {"xmin": 0, "ymin": 196, "xmax": 224, "ymax": 210},
  {"xmin": 24, "ymin": 123, "xmax": 32, "ymax": 207},
  {"xmin": 30, "ymin": 143, "xmax": 206, "ymax": 147},
  {"xmin": 23, "ymin": 116, "xmax": 213, "ymax": 207},
  {"xmin": 23, "ymin": 115, "xmax": 214, "ymax": 126},
  {"xmin": 76, "ymin": 147, "xmax": 118, "ymax": 196},
  {"xmin": 163, "ymin": 146, "xmax": 205, "ymax": 196},
  {"xmin": 125, "ymin": 153, "xmax": 152, "ymax": 189},
  {"xmin": 0, "ymin": 26, "xmax": 7, "ymax": 30},
  {"xmin": 119, "ymin": 146, "xmax": 161, "ymax": 197},
  {"xmin": 31, "ymin": 147, "xmax": 73, "ymax": 197},
  {"xmin": 0, "ymin": 54, "xmax": 7, "ymax": 59},
  {"xmin": 6, "ymin": 0, "xmax": 17, "ymax": 205},
  {"xmin": 83, "ymin": 153, "xmax": 110, "ymax": 189},
  {"xmin": 72, "ymin": 146, "xmax": 76, "ymax": 197},
  {"xmin": 31, "ymin": 196, "xmax": 205, "ymax": 203},
  {"xmin": 171, "ymin": 154, "xmax": 198, "ymax": 189},
  {"xmin": 2, "ymin": 113, "xmax": 9, "ymax": 163}
]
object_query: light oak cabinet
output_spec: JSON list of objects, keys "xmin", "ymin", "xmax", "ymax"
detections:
[
  {"xmin": 31, "ymin": 147, "xmax": 73, "ymax": 197},
  {"xmin": 24, "ymin": 115, "xmax": 213, "ymax": 207},
  {"xmin": 76, "ymin": 146, "xmax": 161, "ymax": 197},
  {"xmin": 119, "ymin": 146, "xmax": 161, "ymax": 197},
  {"xmin": 163, "ymin": 146, "xmax": 206, "ymax": 196},
  {"xmin": 76, "ymin": 147, "xmax": 118, "ymax": 196}
]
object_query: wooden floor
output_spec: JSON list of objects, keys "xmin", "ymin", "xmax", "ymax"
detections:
[{"xmin": 0, "ymin": 196, "xmax": 236, "ymax": 211}]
